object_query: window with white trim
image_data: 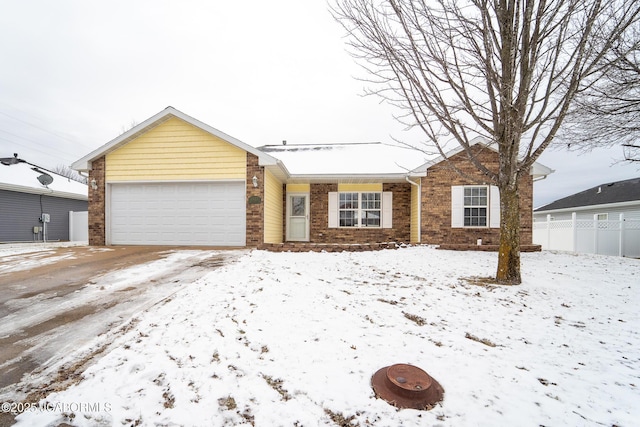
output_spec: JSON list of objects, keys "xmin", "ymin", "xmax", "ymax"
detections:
[
  {"xmin": 451, "ymin": 185, "xmax": 500, "ymax": 228},
  {"xmin": 464, "ymin": 187, "xmax": 488, "ymax": 226},
  {"xmin": 338, "ymin": 192, "xmax": 381, "ymax": 227}
]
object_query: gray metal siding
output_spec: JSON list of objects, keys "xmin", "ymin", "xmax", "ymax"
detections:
[{"xmin": 0, "ymin": 189, "xmax": 88, "ymax": 242}]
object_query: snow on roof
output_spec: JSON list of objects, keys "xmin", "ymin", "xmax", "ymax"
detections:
[
  {"xmin": 0, "ymin": 162, "xmax": 87, "ymax": 200},
  {"xmin": 259, "ymin": 142, "xmax": 430, "ymax": 177}
]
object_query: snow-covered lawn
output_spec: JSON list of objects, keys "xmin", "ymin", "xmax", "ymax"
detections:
[{"xmin": 12, "ymin": 247, "xmax": 639, "ymax": 426}]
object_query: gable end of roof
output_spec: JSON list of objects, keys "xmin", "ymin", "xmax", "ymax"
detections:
[{"xmin": 72, "ymin": 107, "xmax": 278, "ymax": 171}]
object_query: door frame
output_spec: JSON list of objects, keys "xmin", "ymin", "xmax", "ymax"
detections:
[{"xmin": 286, "ymin": 192, "xmax": 310, "ymax": 242}]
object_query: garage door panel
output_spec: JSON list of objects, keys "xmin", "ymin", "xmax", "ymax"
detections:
[{"xmin": 109, "ymin": 182, "xmax": 246, "ymax": 246}]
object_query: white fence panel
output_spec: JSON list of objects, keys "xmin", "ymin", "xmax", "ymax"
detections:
[
  {"xmin": 597, "ymin": 220, "xmax": 620, "ymax": 256},
  {"xmin": 575, "ymin": 220, "xmax": 595, "ymax": 254},
  {"xmin": 533, "ymin": 213, "xmax": 640, "ymax": 257},
  {"xmin": 625, "ymin": 219, "xmax": 640, "ymax": 258},
  {"xmin": 548, "ymin": 220, "xmax": 574, "ymax": 252},
  {"xmin": 69, "ymin": 211, "xmax": 88, "ymax": 242}
]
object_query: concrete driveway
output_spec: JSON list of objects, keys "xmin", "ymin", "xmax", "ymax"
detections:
[{"xmin": 0, "ymin": 244, "xmax": 238, "ymax": 421}]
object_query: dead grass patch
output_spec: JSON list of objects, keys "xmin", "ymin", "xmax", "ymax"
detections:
[
  {"xmin": 218, "ymin": 396, "xmax": 237, "ymax": 410},
  {"xmin": 465, "ymin": 332, "xmax": 497, "ymax": 347},
  {"xmin": 324, "ymin": 408, "xmax": 359, "ymax": 426},
  {"xmin": 262, "ymin": 374, "xmax": 291, "ymax": 401},
  {"xmin": 461, "ymin": 276, "xmax": 499, "ymax": 289},
  {"xmin": 403, "ymin": 312, "xmax": 427, "ymax": 326}
]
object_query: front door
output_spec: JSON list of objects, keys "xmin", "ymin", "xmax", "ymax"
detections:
[{"xmin": 287, "ymin": 194, "xmax": 309, "ymax": 241}]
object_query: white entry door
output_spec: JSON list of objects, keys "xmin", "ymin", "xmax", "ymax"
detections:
[{"xmin": 287, "ymin": 194, "xmax": 309, "ymax": 241}]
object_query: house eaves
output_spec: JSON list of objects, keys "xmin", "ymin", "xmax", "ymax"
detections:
[
  {"xmin": 412, "ymin": 136, "xmax": 554, "ymax": 179},
  {"xmin": 534, "ymin": 199, "xmax": 640, "ymax": 215},
  {"xmin": 0, "ymin": 182, "xmax": 87, "ymax": 201},
  {"xmin": 284, "ymin": 171, "xmax": 426, "ymax": 184},
  {"xmin": 72, "ymin": 106, "xmax": 279, "ymax": 171},
  {"xmin": 535, "ymin": 177, "xmax": 640, "ymax": 212}
]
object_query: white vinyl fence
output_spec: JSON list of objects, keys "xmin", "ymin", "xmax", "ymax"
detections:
[
  {"xmin": 533, "ymin": 213, "xmax": 640, "ymax": 257},
  {"xmin": 69, "ymin": 211, "xmax": 88, "ymax": 242}
]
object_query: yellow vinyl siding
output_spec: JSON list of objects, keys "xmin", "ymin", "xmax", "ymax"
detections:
[
  {"xmin": 338, "ymin": 183, "xmax": 383, "ymax": 192},
  {"xmin": 106, "ymin": 117, "xmax": 247, "ymax": 181},
  {"xmin": 286, "ymin": 183, "xmax": 310, "ymax": 192},
  {"xmin": 410, "ymin": 180, "xmax": 420, "ymax": 243},
  {"xmin": 264, "ymin": 170, "xmax": 283, "ymax": 244}
]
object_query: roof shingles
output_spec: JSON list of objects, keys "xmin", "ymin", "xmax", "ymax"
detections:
[{"xmin": 536, "ymin": 177, "xmax": 640, "ymax": 211}]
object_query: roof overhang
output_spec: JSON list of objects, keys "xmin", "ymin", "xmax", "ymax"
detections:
[
  {"xmin": 534, "ymin": 199, "xmax": 640, "ymax": 214},
  {"xmin": 282, "ymin": 172, "xmax": 426, "ymax": 184},
  {"xmin": 71, "ymin": 106, "xmax": 279, "ymax": 172},
  {"xmin": 413, "ymin": 137, "xmax": 554, "ymax": 179},
  {"xmin": 531, "ymin": 162, "xmax": 555, "ymax": 179},
  {"xmin": 0, "ymin": 182, "xmax": 87, "ymax": 201}
]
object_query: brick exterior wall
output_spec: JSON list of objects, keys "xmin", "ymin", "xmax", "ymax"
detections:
[
  {"xmin": 88, "ymin": 156, "xmax": 106, "ymax": 246},
  {"xmin": 306, "ymin": 182, "xmax": 412, "ymax": 244},
  {"xmin": 420, "ymin": 147, "xmax": 534, "ymax": 245},
  {"xmin": 245, "ymin": 153, "xmax": 264, "ymax": 247}
]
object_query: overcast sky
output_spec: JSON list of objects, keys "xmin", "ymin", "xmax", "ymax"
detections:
[{"xmin": 1, "ymin": 0, "xmax": 637, "ymax": 208}]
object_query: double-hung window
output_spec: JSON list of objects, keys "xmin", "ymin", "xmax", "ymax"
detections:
[
  {"xmin": 451, "ymin": 185, "xmax": 499, "ymax": 228},
  {"xmin": 339, "ymin": 192, "xmax": 359, "ymax": 227},
  {"xmin": 463, "ymin": 187, "xmax": 488, "ymax": 226},
  {"xmin": 339, "ymin": 192, "xmax": 381, "ymax": 227}
]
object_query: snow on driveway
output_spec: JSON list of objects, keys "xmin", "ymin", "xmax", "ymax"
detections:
[
  {"xmin": 9, "ymin": 247, "xmax": 640, "ymax": 426},
  {"xmin": 0, "ymin": 244, "xmax": 240, "ymax": 409},
  {"xmin": 0, "ymin": 242, "xmax": 87, "ymax": 275}
]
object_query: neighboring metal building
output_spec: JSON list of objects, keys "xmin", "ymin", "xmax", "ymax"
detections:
[
  {"xmin": 0, "ymin": 162, "xmax": 88, "ymax": 242},
  {"xmin": 533, "ymin": 177, "xmax": 640, "ymax": 257}
]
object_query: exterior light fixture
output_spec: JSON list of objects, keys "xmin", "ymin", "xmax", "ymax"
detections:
[
  {"xmin": 252, "ymin": 176, "xmax": 258, "ymax": 188},
  {"xmin": 90, "ymin": 179, "xmax": 98, "ymax": 190}
]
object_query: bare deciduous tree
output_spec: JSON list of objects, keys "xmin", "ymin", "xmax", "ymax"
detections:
[
  {"xmin": 561, "ymin": 23, "xmax": 640, "ymax": 162},
  {"xmin": 333, "ymin": 0, "xmax": 640, "ymax": 284}
]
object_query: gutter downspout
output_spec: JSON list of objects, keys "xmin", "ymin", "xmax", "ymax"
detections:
[{"xmin": 405, "ymin": 176, "xmax": 421, "ymax": 244}]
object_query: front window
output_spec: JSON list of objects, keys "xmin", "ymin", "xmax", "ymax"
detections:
[
  {"xmin": 339, "ymin": 192, "xmax": 381, "ymax": 227},
  {"xmin": 339, "ymin": 192, "xmax": 358, "ymax": 227},
  {"xmin": 464, "ymin": 187, "xmax": 487, "ymax": 227}
]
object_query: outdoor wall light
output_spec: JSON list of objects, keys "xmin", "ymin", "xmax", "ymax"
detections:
[
  {"xmin": 90, "ymin": 179, "xmax": 98, "ymax": 190},
  {"xmin": 252, "ymin": 175, "xmax": 258, "ymax": 188}
]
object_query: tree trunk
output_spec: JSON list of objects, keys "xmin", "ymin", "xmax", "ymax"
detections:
[{"xmin": 496, "ymin": 182, "xmax": 522, "ymax": 285}]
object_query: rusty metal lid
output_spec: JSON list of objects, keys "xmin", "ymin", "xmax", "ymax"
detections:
[{"xmin": 371, "ymin": 364, "xmax": 444, "ymax": 410}]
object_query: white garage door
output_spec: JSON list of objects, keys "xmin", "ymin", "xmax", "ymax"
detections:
[{"xmin": 109, "ymin": 182, "xmax": 246, "ymax": 246}]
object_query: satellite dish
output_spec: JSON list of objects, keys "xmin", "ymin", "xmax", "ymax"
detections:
[{"xmin": 37, "ymin": 173, "xmax": 54, "ymax": 186}]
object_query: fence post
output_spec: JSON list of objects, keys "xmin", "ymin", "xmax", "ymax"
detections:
[
  {"xmin": 69, "ymin": 211, "xmax": 74, "ymax": 242},
  {"xmin": 593, "ymin": 214, "xmax": 599, "ymax": 254},
  {"xmin": 572, "ymin": 212, "xmax": 577, "ymax": 252},
  {"xmin": 546, "ymin": 214, "xmax": 551, "ymax": 249},
  {"xmin": 619, "ymin": 213, "xmax": 625, "ymax": 257}
]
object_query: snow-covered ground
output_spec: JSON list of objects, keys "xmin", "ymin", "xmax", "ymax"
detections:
[{"xmin": 9, "ymin": 246, "xmax": 639, "ymax": 426}]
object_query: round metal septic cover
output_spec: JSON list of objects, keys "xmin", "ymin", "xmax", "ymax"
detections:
[{"xmin": 371, "ymin": 364, "xmax": 444, "ymax": 410}]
